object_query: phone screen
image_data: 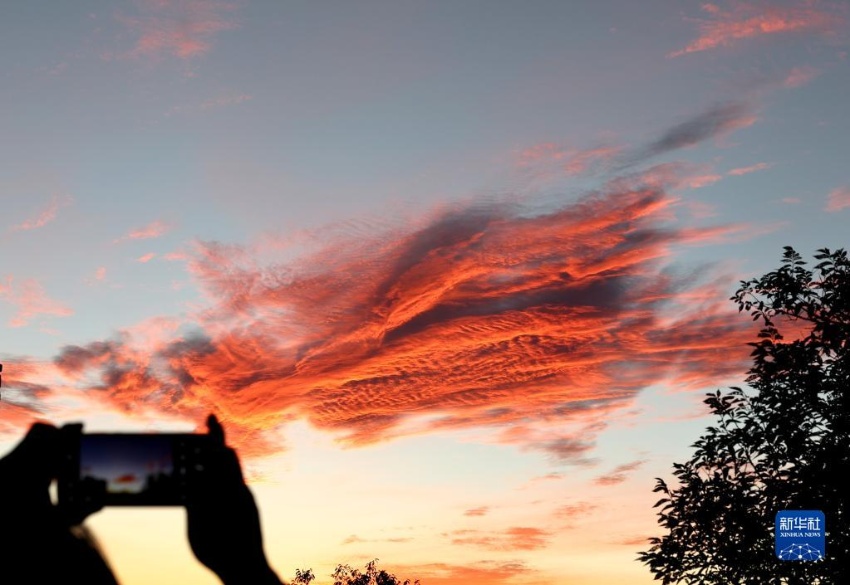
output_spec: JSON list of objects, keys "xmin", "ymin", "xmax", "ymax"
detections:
[{"xmin": 60, "ymin": 433, "xmax": 206, "ymax": 506}]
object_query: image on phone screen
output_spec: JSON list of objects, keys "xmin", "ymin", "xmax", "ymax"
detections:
[{"xmin": 80, "ymin": 435, "xmax": 178, "ymax": 504}]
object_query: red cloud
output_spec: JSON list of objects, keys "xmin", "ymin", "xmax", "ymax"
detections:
[
  {"xmin": 670, "ymin": 2, "xmax": 841, "ymax": 57},
  {"xmin": 114, "ymin": 474, "xmax": 138, "ymax": 484},
  {"xmin": 826, "ymin": 186, "xmax": 850, "ymax": 211},
  {"xmin": 44, "ymin": 182, "xmax": 760, "ymax": 459},
  {"xmin": 118, "ymin": 0, "xmax": 238, "ymax": 60}
]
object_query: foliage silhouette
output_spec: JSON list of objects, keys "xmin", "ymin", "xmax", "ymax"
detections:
[
  {"xmin": 638, "ymin": 247, "xmax": 850, "ymax": 583},
  {"xmin": 291, "ymin": 560, "xmax": 420, "ymax": 585}
]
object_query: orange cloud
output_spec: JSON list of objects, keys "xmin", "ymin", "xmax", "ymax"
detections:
[
  {"xmin": 0, "ymin": 276, "xmax": 73, "ymax": 328},
  {"xmin": 43, "ymin": 181, "xmax": 760, "ymax": 460},
  {"xmin": 669, "ymin": 1, "xmax": 841, "ymax": 57},
  {"xmin": 554, "ymin": 502, "xmax": 598, "ymax": 520},
  {"xmin": 114, "ymin": 220, "xmax": 170, "ymax": 243},
  {"xmin": 137, "ymin": 253, "xmax": 157, "ymax": 263},
  {"xmin": 11, "ymin": 194, "xmax": 72, "ymax": 231},
  {"xmin": 389, "ymin": 561, "xmax": 536, "ymax": 585},
  {"xmin": 450, "ymin": 527, "xmax": 550, "ymax": 551},
  {"xmin": 463, "ymin": 507, "xmax": 490, "ymax": 517},
  {"xmin": 114, "ymin": 473, "xmax": 138, "ymax": 484},
  {"xmin": 118, "ymin": 0, "xmax": 238, "ymax": 60},
  {"xmin": 826, "ymin": 186, "xmax": 850, "ymax": 211}
]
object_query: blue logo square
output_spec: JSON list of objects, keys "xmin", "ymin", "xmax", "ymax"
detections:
[{"xmin": 775, "ymin": 510, "xmax": 825, "ymax": 561}]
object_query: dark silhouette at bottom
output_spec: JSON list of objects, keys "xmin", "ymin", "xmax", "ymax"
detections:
[{"xmin": 0, "ymin": 415, "xmax": 283, "ymax": 585}]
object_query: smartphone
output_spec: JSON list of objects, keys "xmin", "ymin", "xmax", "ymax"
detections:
[{"xmin": 58, "ymin": 433, "xmax": 210, "ymax": 507}]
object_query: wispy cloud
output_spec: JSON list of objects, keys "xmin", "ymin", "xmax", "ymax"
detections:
[
  {"xmin": 137, "ymin": 253, "xmax": 157, "ymax": 263},
  {"xmin": 727, "ymin": 162, "xmax": 773, "ymax": 176},
  {"xmin": 201, "ymin": 93, "xmax": 252, "ymax": 110},
  {"xmin": 463, "ymin": 506, "xmax": 490, "ymax": 517},
  {"xmin": 517, "ymin": 143, "xmax": 622, "ymax": 177},
  {"xmin": 642, "ymin": 102, "xmax": 756, "ymax": 158},
  {"xmin": 11, "ymin": 194, "xmax": 72, "ymax": 231},
  {"xmin": 523, "ymin": 102, "xmax": 757, "ymax": 177},
  {"xmin": 783, "ymin": 66, "xmax": 821, "ymax": 88},
  {"xmin": 669, "ymin": 1, "xmax": 841, "ymax": 58},
  {"xmin": 826, "ymin": 186, "xmax": 850, "ymax": 211},
  {"xmin": 114, "ymin": 220, "xmax": 171, "ymax": 243},
  {"xmin": 554, "ymin": 502, "xmax": 599, "ymax": 520},
  {"xmin": 166, "ymin": 92, "xmax": 253, "ymax": 116},
  {"xmin": 449, "ymin": 527, "xmax": 550, "ymax": 551},
  {"xmin": 593, "ymin": 459, "xmax": 648, "ymax": 486},
  {"xmin": 117, "ymin": 0, "xmax": 239, "ymax": 60},
  {"xmin": 0, "ymin": 276, "xmax": 73, "ymax": 327}
]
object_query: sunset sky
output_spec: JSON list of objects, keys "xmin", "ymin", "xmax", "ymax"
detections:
[{"xmin": 1, "ymin": 1, "xmax": 849, "ymax": 584}]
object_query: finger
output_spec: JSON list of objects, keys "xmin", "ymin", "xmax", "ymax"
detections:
[{"xmin": 207, "ymin": 414, "xmax": 226, "ymax": 446}]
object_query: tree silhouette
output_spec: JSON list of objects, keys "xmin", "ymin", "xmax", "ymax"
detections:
[
  {"xmin": 291, "ymin": 560, "xmax": 420, "ymax": 585},
  {"xmin": 639, "ymin": 247, "xmax": 849, "ymax": 584}
]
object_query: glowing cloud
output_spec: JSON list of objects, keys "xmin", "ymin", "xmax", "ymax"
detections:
[
  {"xmin": 118, "ymin": 0, "xmax": 239, "ymax": 60},
  {"xmin": 11, "ymin": 194, "xmax": 72, "ymax": 231},
  {"xmin": 826, "ymin": 186, "xmax": 850, "ymax": 211},
  {"xmin": 669, "ymin": 1, "xmax": 840, "ymax": 57},
  {"xmin": 450, "ymin": 527, "xmax": 550, "ymax": 551},
  {"xmin": 0, "ymin": 276, "xmax": 73, "ymax": 328},
  {"xmin": 46, "ymin": 180, "xmax": 757, "ymax": 459},
  {"xmin": 114, "ymin": 220, "xmax": 171, "ymax": 243}
]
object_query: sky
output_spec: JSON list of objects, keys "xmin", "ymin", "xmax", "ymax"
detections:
[{"xmin": 1, "ymin": 1, "xmax": 848, "ymax": 583}]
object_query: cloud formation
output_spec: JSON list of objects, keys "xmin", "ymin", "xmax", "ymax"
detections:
[
  {"xmin": 0, "ymin": 276, "xmax": 73, "ymax": 327},
  {"xmin": 669, "ymin": 1, "xmax": 840, "ymax": 57},
  {"xmin": 118, "ymin": 0, "xmax": 239, "ymax": 60},
  {"xmin": 642, "ymin": 102, "xmax": 756, "ymax": 159},
  {"xmin": 593, "ymin": 459, "xmax": 648, "ymax": 486},
  {"xmin": 395, "ymin": 561, "xmax": 535, "ymax": 585},
  {"xmin": 449, "ymin": 527, "xmax": 550, "ymax": 551},
  {"xmin": 114, "ymin": 220, "xmax": 171, "ymax": 243},
  {"xmin": 727, "ymin": 162, "xmax": 773, "ymax": 176},
  {"xmin": 826, "ymin": 186, "xmax": 850, "ymax": 211},
  {"xmin": 43, "ymin": 176, "xmax": 758, "ymax": 459},
  {"xmin": 11, "ymin": 194, "xmax": 72, "ymax": 231}
]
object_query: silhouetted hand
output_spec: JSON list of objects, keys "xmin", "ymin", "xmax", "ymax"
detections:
[
  {"xmin": 186, "ymin": 415, "xmax": 282, "ymax": 585},
  {"xmin": 0, "ymin": 422, "xmax": 104, "ymax": 529}
]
